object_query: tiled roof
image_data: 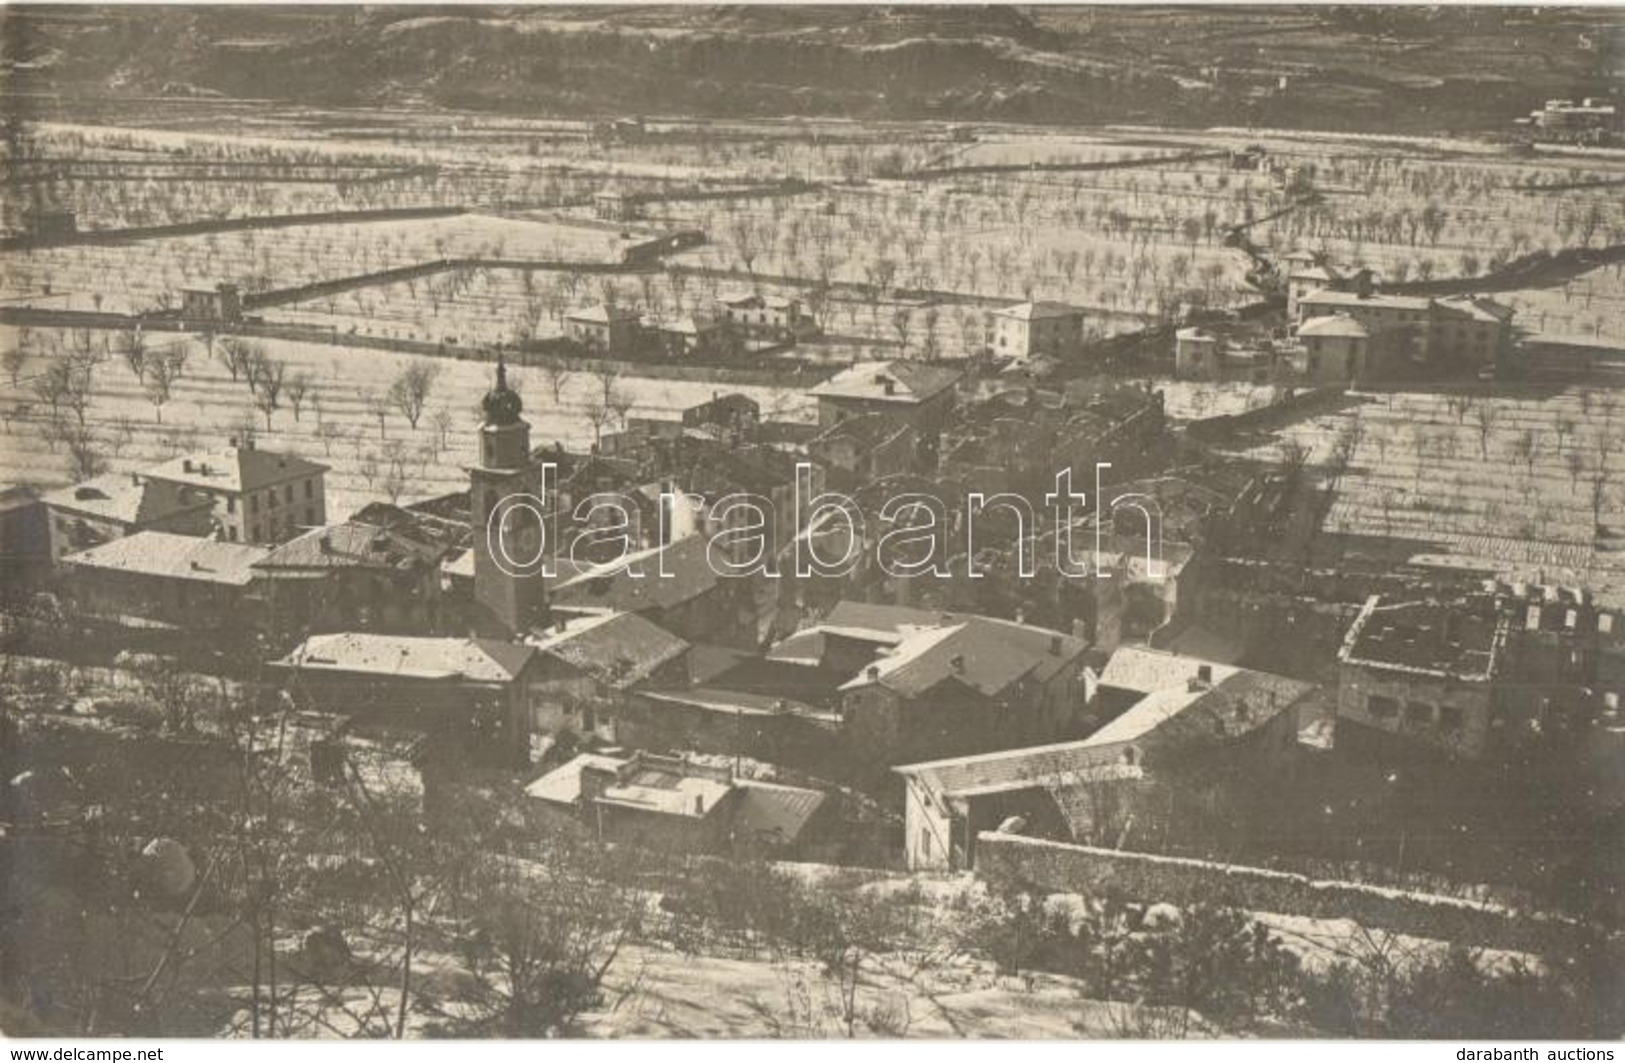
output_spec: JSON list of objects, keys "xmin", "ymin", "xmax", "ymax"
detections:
[
  {"xmin": 42, "ymin": 473, "xmax": 208, "ymax": 526},
  {"xmin": 1436, "ymin": 294, "xmax": 1516, "ymax": 324},
  {"xmin": 1299, "ymin": 313, "xmax": 1370, "ymax": 339},
  {"xmin": 638, "ymin": 687, "xmax": 833, "ymax": 721},
  {"xmin": 567, "ymin": 303, "xmax": 640, "ymax": 324},
  {"xmin": 1298, "ymin": 288, "xmax": 1432, "ymax": 312},
  {"xmin": 142, "ymin": 446, "xmax": 327, "ymax": 494},
  {"xmin": 810, "ymin": 360, "xmax": 962, "ymax": 404},
  {"xmin": 1096, "ymin": 645, "xmax": 1242, "ymax": 696},
  {"xmin": 64, "ymin": 530, "xmax": 268, "ymax": 586},
  {"xmin": 811, "ymin": 412, "xmax": 913, "ymax": 449},
  {"xmin": 255, "ymin": 521, "xmax": 447, "ymax": 572},
  {"xmin": 1083, "ymin": 668, "xmax": 1317, "ymax": 748},
  {"xmin": 525, "ymin": 752, "xmax": 627, "ymax": 806},
  {"xmin": 840, "ymin": 615, "xmax": 1087, "ymax": 699},
  {"xmin": 897, "ymin": 736, "xmax": 1138, "ymax": 797},
  {"xmin": 549, "ymin": 533, "xmax": 721, "ymax": 614},
  {"xmin": 524, "ymin": 751, "xmax": 826, "ymax": 840},
  {"xmin": 732, "ymin": 780, "xmax": 826, "ymax": 843},
  {"xmin": 526, "ymin": 611, "xmax": 689, "ymax": 687},
  {"xmin": 276, "ymin": 633, "xmax": 535, "ymax": 683},
  {"xmin": 992, "ymin": 300, "xmax": 1080, "ymax": 321}
]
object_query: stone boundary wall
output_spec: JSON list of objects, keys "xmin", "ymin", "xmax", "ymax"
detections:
[
  {"xmin": 0, "ymin": 205, "xmax": 465, "ymax": 251},
  {"xmin": 975, "ymin": 831, "xmax": 1585, "ymax": 953}
]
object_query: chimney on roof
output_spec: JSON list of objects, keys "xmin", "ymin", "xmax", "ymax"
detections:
[
  {"xmin": 131, "ymin": 473, "xmax": 140, "ymax": 486},
  {"xmin": 1189, "ymin": 663, "xmax": 1213, "ymax": 692},
  {"xmin": 694, "ymin": 793, "xmax": 705, "ymax": 815},
  {"xmin": 950, "ymin": 653, "xmax": 966, "ymax": 674},
  {"xmin": 866, "ymin": 664, "xmax": 881, "ymax": 681},
  {"xmin": 319, "ymin": 532, "xmax": 332, "ymax": 554},
  {"xmin": 243, "ymin": 436, "xmax": 255, "ymax": 451},
  {"xmin": 1049, "ymin": 634, "xmax": 1063, "ymax": 656},
  {"xmin": 183, "ymin": 459, "xmax": 195, "ymax": 474}
]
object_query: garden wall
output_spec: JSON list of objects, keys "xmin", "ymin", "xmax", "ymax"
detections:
[
  {"xmin": 0, "ymin": 205, "xmax": 465, "ymax": 252},
  {"xmin": 975, "ymin": 831, "xmax": 1580, "ymax": 953}
]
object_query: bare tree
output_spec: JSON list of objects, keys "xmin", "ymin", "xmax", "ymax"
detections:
[
  {"xmin": 120, "ymin": 327, "xmax": 148, "ymax": 382},
  {"xmin": 62, "ymin": 421, "xmax": 108, "ymax": 480},
  {"xmin": 430, "ymin": 407, "xmax": 454, "ymax": 451},
  {"xmin": 34, "ymin": 358, "xmax": 93, "ymax": 427},
  {"xmin": 144, "ymin": 349, "xmax": 185, "ymax": 423},
  {"xmin": 541, "ymin": 362, "xmax": 574, "ymax": 404},
  {"xmin": 250, "ymin": 353, "xmax": 287, "ymax": 428},
  {"xmin": 387, "ymin": 362, "xmax": 440, "ymax": 430},
  {"xmin": 316, "ymin": 420, "xmax": 346, "ymax": 457},
  {"xmin": 2, "ymin": 342, "xmax": 26, "ymax": 385},
  {"xmin": 1473, "ymin": 404, "xmax": 1499, "ymax": 459},
  {"xmin": 286, "ymin": 372, "xmax": 313, "ymax": 422},
  {"xmin": 218, "ymin": 336, "xmax": 257, "ymax": 383},
  {"xmin": 581, "ymin": 395, "xmax": 612, "ymax": 448},
  {"xmin": 364, "ymin": 391, "xmax": 390, "ymax": 440}
]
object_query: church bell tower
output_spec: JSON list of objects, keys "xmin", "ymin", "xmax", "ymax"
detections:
[{"xmin": 469, "ymin": 357, "xmax": 549, "ymax": 635}]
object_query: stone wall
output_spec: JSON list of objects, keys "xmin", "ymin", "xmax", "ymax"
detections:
[{"xmin": 975, "ymin": 831, "xmax": 1581, "ymax": 953}]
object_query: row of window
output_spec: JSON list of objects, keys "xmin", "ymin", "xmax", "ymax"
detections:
[{"xmin": 1366, "ymin": 694, "xmax": 1465, "ymax": 730}]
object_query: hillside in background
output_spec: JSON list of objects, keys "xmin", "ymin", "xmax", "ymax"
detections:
[{"xmin": 1, "ymin": 5, "xmax": 1622, "ymax": 133}]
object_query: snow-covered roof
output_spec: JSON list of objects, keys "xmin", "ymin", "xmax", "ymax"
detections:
[
  {"xmin": 1299, "ymin": 313, "xmax": 1370, "ymax": 339},
  {"xmin": 276, "ymin": 633, "xmax": 535, "ymax": 683},
  {"xmin": 810, "ymin": 360, "xmax": 962, "ymax": 405},
  {"xmin": 64, "ymin": 530, "xmax": 267, "ymax": 586},
  {"xmin": 992, "ymin": 300, "xmax": 1079, "ymax": 322},
  {"xmin": 143, "ymin": 445, "xmax": 327, "ymax": 494}
]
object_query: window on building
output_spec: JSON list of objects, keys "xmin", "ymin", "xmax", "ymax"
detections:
[
  {"xmin": 226, "ymin": 496, "xmax": 236, "ymax": 514},
  {"xmin": 1440, "ymin": 705, "xmax": 1465, "ymax": 730},
  {"xmin": 248, "ymin": 495, "xmax": 257, "ymax": 514},
  {"xmin": 252, "ymin": 524, "xmax": 262, "ymax": 540},
  {"xmin": 305, "ymin": 507, "xmax": 315, "ymax": 525},
  {"xmin": 921, "ymin": 829, "xmax": 933, "ymax": 860},
  {"xmin": 285, "ymin": 485, "xmax": 293, "ymax": 504},
  {"xmin": 305, "ymin": 479, "xmax": 314, "ymax": 500},
  {"xmin": 1367, "ymin": 694, "xmax": 1399, "ymax": 719},
  {"xmin": 1404, "ymin": 701, "xmax": 1433, "ymax": 725},
  {"xmin": 227, "ymin": 527, "xmax": 237, "ymax": 542}
]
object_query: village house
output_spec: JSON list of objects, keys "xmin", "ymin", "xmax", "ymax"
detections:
[
  {"xmin": 838, "ymin": 613, "xmax": 1091, "ymax": 771},
  {"xmin": 1336, "ymin": 594, "xmax": 1510, "ymax": 759},
  {"xmin": 896, "ymin": 657, "xmax": 1323, "ymax": 870},
  {"xmin": 1283, "ymin": 253, "xmax": 1341, "ymax": 320},
  {"xmin": 987, "ymin": 301, "xmax": 1085, "ymax": 363},
  {"xmin": 807, "ymin": 414, "xmax": 918, "ymax": 492},
  {"xmin": 937, "ymin": 383, "xmax": 1166, "ymax": 500},
  {"xmin": 60, "ymin": 530, "xmax": 268, "ymax": 631},
  {"xmin": 275, "ymin": 633, "xmax": 542, "ymax": 768},
  {"xmin": 522, "ymin": 610, "xmax": 692, "ymax": 742},
  {"xmin": 140, "ymin": 440, "xmax": 328, "ymax": 545},
  {"xmin": 592, "ymin": 188, "xmax": 638, "ymax": 222},
  {"xmin": 1294, "ymin": 313, "xmax": 1375, "ymax": 385},
  {"xmin": 716, "ymin": 292, "xmax": 816, "ymax": 342},
  {"xmin": 177, "ymin": 282, "xmax": 243, "ymax": 324},
  {"xmin": 253, "ymin": 521, "xmax": 450, "ymax": 638},
  {"xmin": 565, "ymin": 303, "xmax": 641, "ymax": 355},
  {"xmin": 647, "ymin": 312, "xmax": 734, "ymax": 360},
  {"xmin": 526, "ymin": 749, "xmax": 831, "ymax": 857},
  {"xmin": 1295, "ymin": 287, "xmax": 1516, "ymax": 376},
  {"xmin": 615, "ymin": 686, "xmax": 843, "ymax": 766},
  {"xmin": 0, "ymin": 485, "xmax": 50, "ymax": 588},
  {"xmin": 41, "ymin": 472, "xmax": 213, "ymax": 559},
  {"xmin": 547, "ymin": 532, "xmax": 762, "ymax": 649},
  {"xmin": 1524, "ymin": 97, "xmax": 1620, "ymax": 143},
  {"xmin": 680, "ymin": 392, "xmax": 760, "ymax": 443},
  {"xmin": 1174, "ymin": 326, "xmax": 1221, "ymax": 379},
  {"xmin": 810, "ymin": 359, "xmax": 962, "ymax": 437}
]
